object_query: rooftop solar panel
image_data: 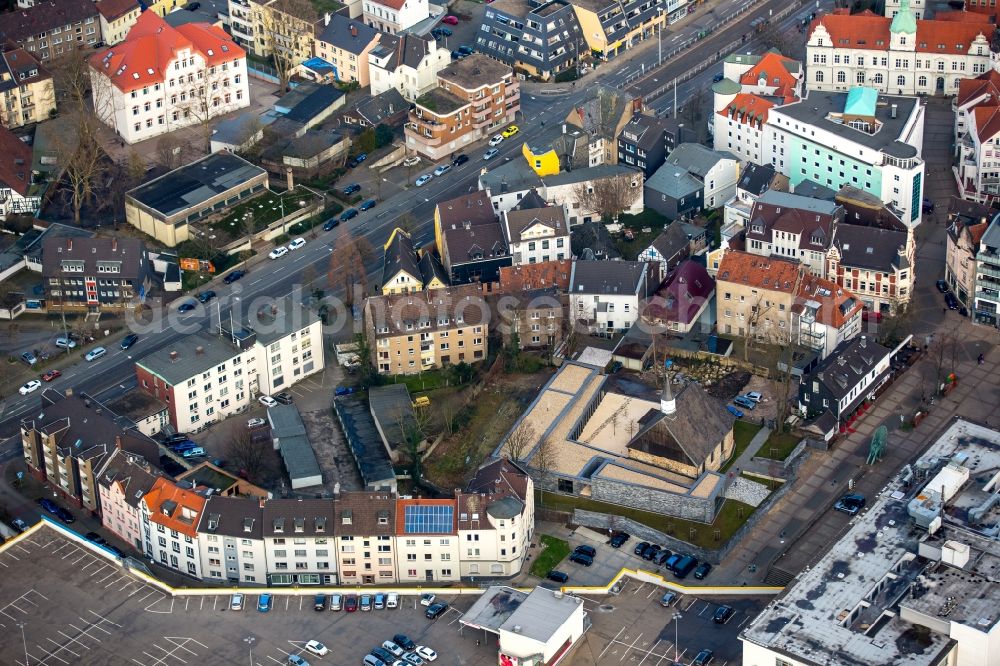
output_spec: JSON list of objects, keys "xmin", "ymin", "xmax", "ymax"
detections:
[{"xmin": 403, "ymin": 505, "xmax": 454, "ymax": 534}]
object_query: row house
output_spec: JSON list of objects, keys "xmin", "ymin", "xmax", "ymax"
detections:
[
  {"xmin": 476, "ymin": 0, "xmax": 585, "ymax": 81},
  {"xmin": 434, "ymin": 191, "xmax": 511, "ymax": 284},
  {"xmin": 314, "ymin": 15, "xmax": 381, "ymax": 88},
  {"xmin": 502, "ymin": 199, "xmax": 571, "ymax": 266},
  {"xmin": 200, "ymin": 497, "xmax": 269, "ymax": 585},
  {"xmin": 264, "ymin": 499, "xmax": 339, "ymax": 586},
  {"xmin": 363, "ymin": 0, "xmax": 428, "ymax": 35},
  {"xmin": 135, "ymin": 298, "xmax": 324, "ymax": 432},
  {"xmin": 0, "ymin": 125, "xmax": 42, "ymax": 217},
  {"xmin": 335, "ymin": 493, "xmax": 396, "ymax": 585},
  {"xmin": 95, "ymin": 0, "xmax": 142, "ymax": 46},
  {"xmin": 405, "ymin": 54, "xmax": 520, "ymax": 161},
  {"xmin": 0, "ymin": 47, "xmax": 56, "ymax": 129},
  {"xmin": 804, "ymin": 4, "xmax": 994, "ymax": 97},
  {"xmin": 381, "ymin": 227, "xmax": 448, "ymax": 295},
  {"xmin": 744, "ymin": 190, "xmax": 842, "ymax": 278},
  {"xmin": 829, "ymin": 222, "xmax": 912, "ymax": 317},
  {"xmin": 459, "ymin": 458, "xmax": 535, "ymax": 578},
  {"xmin": 0, "ymin": 0, "xmax": 101, "ymax": 62},
  {"xmin": 953, "ymin": 70, "xmax": 1000, "ymax": 203},
  {"xmin": 96, "ymin": 448, "xmax": 162, "ymax": 552},
  {"xmin": 973, "ymin": 215, "xmax": 1000, "ymax": 327},
  {"xmin": 141, "ymin": 477, "xmax": 207, "ymax": 578},
  {"xmin": 90, "ymin": 11, "xmax": 250, "ymax": 145},
  {"xmin": 395, "ymin": 498, "xmax": 460, "ymax": 583},
  {"xmin": 41, "ymin": 237, "xmax": 150, "ymax": 313},
  {"xmin": 945, "ymin": 198, "xmax": 992, "ymax": 312},
  {"xmin": 248, "ymin": 0, "xmax": 321, "ymax": 70},
  {"xmin": 797, "ymin": 335, "xmax": 893, "ymax": 425}
]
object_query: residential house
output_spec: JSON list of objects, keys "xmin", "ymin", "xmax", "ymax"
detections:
[
  {"xmin": 0, "ymin": 47, "xmax": 56, "ymax": 128},
  {"xmin": 640, "ymin": 259, "xmax": 716, "ymax": 333},
  {"xmin": 475, "ymin": 0, "xmax": 585, "ymax": 81},
  {"xmin": 496, "ymin": 287, "xmax": 564, "ymax": 350},
  {"xmin": 766, "ymin": 87, "xmax": 926, "ymax": 227},
  {"xmin": 953, "ymin": 70, "xmax": 1000, "ymax": 203},
  {"xmin": 369, "ymin": 33, "xmax": 449, "ymax": 102},
  {"xmin": 644, "ymin": 161, "xmax": 704, "ymax": 219},
  {"xmin": 522, "ymin": 122, "xmax": 599, "ymax": 177},
  {"xmin": 616, "ymin": 114, "xmax": 680, "ymax": 177},
  {"xmin": 395, "ymin": 498, "xmax": 461, "ymax": 583},
  {"xmin": 743, "ymin": 190, "xmax": 842, "ymax": 278},
  {"xmin": 829, "ymin": 223, "xmax": 913, "ymax": 316},
  {"xmin": 459, "ymin": 458, "xmax": 535, "ymax": 578},
  {"xmin": 804, "ymin": 4, "xmax": 994, "ymax": 97},
  {"xmin": 434, "ymin": 191, "xmax": 511, "ymax": 284},
  {"xmin": 342, "ymin": 88, "xmax": 408, "ymax": 127},
  {"xmin": 364, "ymin": 285, "xmax": 488, "ymax": 374},
  {"xmin": 664, "ymin": 143, "xmax": 739, "ymax": 209},
  {"xmin": 406, "ymin": 54, "xmax": 519, "ymax": 161},
  {"xmin": 140, "ymin": 477, "xmax": 208, "ymax": 579},
  {"xmin": 797, "ymin": 335, "xmax": 893, "ymax": 425},
  {"xmin": 945, "ymin": 198, "xmax": 992, "ymax": 310},
  {"xmin": 199, "ymin": 497, "xmax": 267, "ymax": 585},
  {"xmin": 314, "ymin": 15, "xmax": 381, "ymax": 87},
  {"xmin": 569, "ymin": 260, "xmax": 657, "ymax": 333},
  {"xmin": 0, "ymin": 0, "xmax": 101, "ymax": 62},
  {"xmin": 261, "ymin": 498, "xmax": 338, "ymax": 586},
  {"xmin": 0, "ymin": 125, "xmax": 41, "ymax": 218},
  {"xmin": 248, "ymin": 0, "xmax": 322, "ymax": 70},
  {"xmin": 794, "ymin": 271, "xmax": 865, "ymax": 359},
  {"xmin": 96, "ymin": 448, "xmax": 162, "ymax": 552},
  {"xmin": 638, "ymin": 222, "xmax": 708, "ymax": 281},
  {"xmin": 89, "ymin": 11, "xmax": 250, "ymax": 145},
  {"xmin": 501, "ymin": 202, "xmax": 570, "ymax": 265},
  {"xmin": 20, "ymin": 389, "xmax": 159, "ymax": 515},
  {"xmin": 135, "ymin": 297, "xmax": 324, "ymax": 431},
  {"xmin": 41, "ymin": 237, "xmax": 150, "ymax": 313},
  {"xmin": 973, "ymin": 215, "xmax": 1000, "ymax": 326},
  {"xmin": 335, "ymin": 492, "xmax": 396, "ymax": 585},
  {"xmin": 95, "ymin": 0, "xmax": 142, "ymax": 46},
  {"xmin": 569, "ymin": 0, "xmax": 668, "ymax": 61},
  {"xmin": 381, "ymin": 227, "xmax": 448, "ymax": 294},
  {"xmin": 363, "ymin": 0, "xmax": 428, "ymax": 35},
  {"xmin": 497, "ymin": 258, "xmax": 573, "ymax": 293},
  {"xmin": 722, "ymin": 161, "xmax": 787, "ymax": 228},
  {"xmin": 562, "ymin": 86, "xmax": 636, "ymax": 166},
  {"xmin": 228, "ymin": 0, "xmax": 254, "ymax": 46},
  {"xmin": 540, "ymin": 164, "xmax": 644, "ymax": 223}
]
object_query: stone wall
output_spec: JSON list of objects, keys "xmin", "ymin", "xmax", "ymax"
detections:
[{"xmin": 590, "ymin": 475, "xmax": 718, "ymax": 523}]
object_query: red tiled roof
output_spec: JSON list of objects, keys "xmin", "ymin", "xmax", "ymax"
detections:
[
  {"xmin": 497, "ymin": 259, "xmax": 572, "ymax": 293},
  {"xmin": 718, "ymin": 93, "xmax": 774, "ymax": 126},
  {"xmin": 969, "ymin": 221, "xmax": 989, "ymax": 245},
  {"xmin": 956, "ymin": 70, "xmax": 1000, "ymax": 108},
  {"xmin": 973, "ymin": 104, "xmax": 1000, "ymax": 141},
  {"xmin": 809, "ymin": 11, "xmax": 993, "ymax": 54},
  {"xmin": 143, "ymin": 477, "xmax": 207, "ymax": 539},
  {"xmin": 739, "ymin": 51, "xmax": 798, "ymax": 93},
  {"xmin": 716, "ymin": 250, "xmax": 802, "ymax": 292},
  {"xmin": 797, "ymin": 273, "xmax": 862, "ymax": 329},
  {"xmin": 915, "ymin": 19, "xmax": 991, "ymax": 55},
  {"xmin": 90, "ymin": 11, "xmax": 244, "ymax": 93},
  {"xmin": 0, "ymin": 126, "xmax": 33, "ymax": 196},
  {"xmin": 809, "ymin": 12, "xmax": 889, "ymax": 49},
  {"xmin": 933, "ymin": 10, "xmax": 995, "ymax": 23},
  {"xmin": 370, "ymin": 0, "xmax": 407, "ymax": 10}
]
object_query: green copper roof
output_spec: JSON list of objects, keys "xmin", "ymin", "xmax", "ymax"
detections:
[
  {"xmin": 890, "ymin": 0, "xmax": 916, "ymax": 34},
  {"xmin": 712, "ymin": 78, "xmax": 742, "ymax": 95},
  {"xmin": 844, "ymin": 87, "xmax": 877, "ymax": 116}
]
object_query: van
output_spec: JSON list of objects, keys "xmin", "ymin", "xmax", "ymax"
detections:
[
  {"xmin": 568, "ymin": 552, "xmax": 593, "ymax": 566},
  {"xmin": 673, "ymin": 555, "xmax": 699, "ymax": 579},
  {"xmin": 664, "ymin": 553, "xmax": 682, "ymax": 571},
  {"xmin": 182, "ymin": 447, "xmax": 206, "ymax": 458},
  {"xmin": 314, "ymin": 593, "xmax": 326, "ymax": 611},
  {"xmin": 329, "ymin": 594, "xmax": 343, "ymax": 611},
  {"xmin": 374, "ymin": 593, "xmax": 386, "ymax": 610},
  {"xmin": 385, "ymin": 592, "xmax": 399, "ymax": 609}
]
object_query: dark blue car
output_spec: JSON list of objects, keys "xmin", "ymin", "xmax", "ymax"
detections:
[{"xmin": 37, "ymin": 498, "xmax": 59, "ymax": 514}]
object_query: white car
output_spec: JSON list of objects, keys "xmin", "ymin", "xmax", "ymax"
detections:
[
  {"xmin": 419, "ymin": 593, "xmax": 436, "ymax": 606},
  {"xmin": 248, "ymin": 417, "xmax": 266, "ymax": 428},
  {"xmin": 415, "ymin": 647, "xmax": 437, "ymax": 662},
  {"xmin": 84, "ymin": 347, "xmax": 107, "ymax": 362},
  {"xmin": 489, "ymin": 134, "xmax": 504, "ymax": 147},
  {"xmin": 415, "ymin": 174, "xmax": 433, "ymax": 187},
  {"xmin": 287, "ymin": 237, "xmax": 306, "ymax": 251},
  {"xmin": 382, "ymin": 641, "xmax": 404, "ymax": 657},
  {"xmin": 483, "ymin": 148, "xmax": 499, "ymax": 160},
  {"xmin": 55, "ymin": 336, "xmax": 76, "ymax": 349},
  {"xmin": 433, "ymin": 164, "xmax": 452, "ymax": 177},
  {"xmin": 230, "ymin": 593, "xmax": 244, "ymax": 611},
  {"xmin": 744, "ymin": 391, "xmax": 763, "ymax": 402},
  {"xmin": 19, "ymin": 379, "xmax": 41, "ymax": 395},
  {"xmin": 269, "ymin": 246, "xmax": 289, "ymax": 260},
  {"xmin": 304, "ymin": 640, "xmax": 329, "ymax": 656},
  {"xmin": 259, "ymin": 395, "xmax": 278, "ymax": 407},
  {"xmin": 403, "ymin": 156, "xmax": 421, "ymax": 167}
]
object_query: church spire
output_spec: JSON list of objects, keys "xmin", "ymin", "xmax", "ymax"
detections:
[{"xmin": 661, "ymin": 375, "xmax": 676, "ymax": 415}]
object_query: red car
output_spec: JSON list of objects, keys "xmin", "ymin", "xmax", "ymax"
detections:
[
  {"xmin": 442, "ymin": 14, "xmax": 458, "ymax": 24},
  {"xmin": 344, "ymin": 595, "xmax": 358, "ymax": 612},
  {"xmin": 41, "ymin": 370, "xmax": 62, "ymax": 382}
]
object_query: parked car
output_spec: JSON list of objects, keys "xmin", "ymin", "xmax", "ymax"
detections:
[
  {"xmin": 435, "ymin": 26, "xmax": 452, "ymax": 36},
  {"xmin": 196, "ymin": 290, "xmax": 216, "ymax": 303},
  {"xmin": 181, "ymin": 447, "xmax": 206, "ymax": 458},
  {"xmin": 120, "ymin": 334, "xmax": 139, "ymax": 350},
  {"xmin": 19, "ymin": 380, "xmax": 42, "ymax": 395},
  {"xmin": 713, "ymin": 605, "xmax": 734, "ymax": 623},
  {"xmin": 259, "ymin": 395, "xmax": 278, "ymax": 407},
  {"xmin": 634, "ymin": 541, "xmax": 650, "ymax": 556},
  {"xmin": 433, "ymin": 164, "xmax": 452, "ymax": 176},
  {"xmin": 323, "ymin": 217, "xmax": 340, "ymax": 231},
  {"xmin": 230, "ymin": 593, "xmax": 244, "ymax": 611},
  {"xmin": 386, "ymin": 592, "xmax": 399, "ymax": 608},
  {"xmin": 726, "ymin": 405, "xmax": 745, "ymax": 418},
  {"xmin": 329, "ymin": 594, "xmax": 342, "ymax": 611},
  {"xmin": 693, "ymin": 562, "xmax": 713, "ymax": 579},
  {"xmin": 502, "ymin": 124, "xmax": 519, "ymax": 138},
  {"xmin": 655, "ymin": 549, "xmax": 673, "ymax": 566},
  {"xmin": 733, "ymin": 396, "xmax": 756, "ymax": 410},
  {"xmin": 450, "ymin": 50, "xmax": 466, "ymax": 60},
  {"xmin": 360, "ymin": 594, "xmax": 373, "ymax": 611},
  {"xmin": 163, "ymin": 433, "xmax": 190, "ymax": 444},
  {"xmin": 287, "ymin": 237, "xmax": 306, "ymax": 251},
  {"xmin": 37, "ymin": 498, "xmax": 59, "ymax": 514},
  {"xmin": 381, "ymin": 641, "xmax": 404, "ymax": 658},
  {"xmin": 415, "ymin": 647, "xmax": 437, "ymax": 662},
  {"xmin": 393, "ymin": 635, "xmax": 416, "ymax": 651},
  {"xmin": 54, "ymin": 506, "xmax": 75, "ymax": 524},
  {"xmin": 313, "ymin": 594, "xmax": 326, "ymax": 611},
  {"xmin": 345, "ymin": 595, "xmax": 358, "ymax": 612},
  {"xmin": 178, "ymin": 300, "xmax": 197, "ymax": 312},
  {"xmin": 574, "ymin": 544, "xmax": 597, "ymax": 558},
  {"xmin": 692, "ymin": 649, "xmax": 714, "ymax": 666},
  {"xmin": 609, "ymin": 532, "xmax": 629, "ymax": 547},
  {"xmin": 425, "ymin": 602, "xmax": 448, "ymax": 619},
  {"xmin": 248, "ymin": 417, "xmax": 266, "ymax": 428},
  {"xmin": 744, "ymin": 391, "xmax": 763, "ymax": 402},
  {"xmin": 223, "ymin": 269, "xmax": 247, "ymax": 284},
  {"xmin": 288, "ymin": 656, "xmax": 309, "ymax": 666},
  {"xmin": 305, "ymin": 640, "xmax": 328, "ymax": 656},
  {"xmin": 85, "ymin": 531, "xmax": 107, "ymax": 545},
  {"xmin": 85, "ymin": 347, "xmax": 107, "ymax": 362},
  {"xmin": 936, "ymin": 279, "xmax": 948, "ymax": 293},
  {"xmin": 547, "ymin": 570, "xmax": 569, "ymax": 583},
  {"xmin": 672, "ymin": 555, "xmax": 698, "ymax": 578},
  {"xmin": 660, "ymin": 591, "xmax": 678, "ymax": 607},
  {"xmin": 442, "ymin": 14, "xmax": 459, "ymax": 24},
  {"xmin": 341, "ymin": 208, "xmax": 359, "ymax": 222},
  {"xmin": 400, "ymin": 654, "xmax": 423, "ymax": 666},
  {"xmin": 712, "ymin": 73, "xmax": 724, "ymax": 82},
  {"xmin": 415, "ymin": 174, "xmax": 433, "ymax": 186},
  {"xmin": 275, "ymin": 392, "xmax": 293, "ymax": 405},
  {"xmin": 403, "ymin": 155, "xmax": 421, "ymax": 167},
  {"xmin": 55, "ymin": 336, "xmax": 76, "ymax": 349},
  {"xmin": 257, "ymin": 593, "xmax": 272, "ymax": 612},
  {"xmin": 347, "ymin": 153, "xmax": 367, "ymax": 168},
  {"xmin": 489, "ymin": 134, "xmax": 504, "ymax": 147},
  {"xmin": 569, "ymin": 552, "xmax": 593, "ymax": 566},
  {"xmin": 452, "ymin": 154, "xmax": 468, "ymax": 166},
  {"xmin": 945, "ymin": 292, "xmax": 958, "ymax": 310},
  {"xmin": 420, "ymin": 593, "xmax": 436, "ymax": 606},
  {"xmin": 21, "ymin": 351, "xmax": 37, "ymax": 366},
  {"xmin": 268, "ymin": 246, "xmax": 289, "ymax": 260},
  {"xmin": 458, "ymin": 45, "xmax": 474, "ymax": 55},
  {"xmin": 374, "ymin": 593, "xmax": 386, "ymax": 609},
  {"xmin": 483, "ymin": 148, "xmax": 500, "ymax": 160},
  {"xmin": 360, "ymin": 199, "xmax": 377, "ymax": 211},
  {"xmin": 834, "ymin": 493, "xmax": 866, "ymax": 515},
  {"xmin": 343, "ymin": 183, "xmax": 361, "ymax": 195},
  {"xmin": 642, "ymin": 544, "xmax": 661, "ymax": 560},
  {"xmin": 370, "ymin": 647, "xmax": 395, "ymax": 664}
]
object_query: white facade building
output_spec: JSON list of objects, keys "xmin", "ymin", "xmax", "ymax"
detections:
[
  {"xmin": 664, "ymin": 143, "xmax": 740, "ymax": 209},
  {"xmin": 368, "ymin": 33, "xmax": 448, "ymax": 102},
  {"xmin": 89, "ymin": 11, "xmax": 250, "ymax": 145},
  {"xmin": 954, "ymin": 71, "xmax": 1000, "ymax": 203},
  {"xmin": 363, "ymin": 0, "xmax": 428, "ymax": 34},
  {"xmin": 502, "ymin": 204, "xmax": 570, "ymax": 266},
  {"xmin": 140, "ymin": 478, "xmax": 205, "ymax": 579},
  {"xmin": 569, "ymin": 261, "xmax": 655, "ymax": 333},
  {"xmin": 262, "ymin": 499, "xmax": 339, "ymax": 586},
  {"xmin": 199, "ymin": 497, "xmax": 268, "ymax": 585}
]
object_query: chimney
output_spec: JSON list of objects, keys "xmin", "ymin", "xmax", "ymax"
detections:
[
  {"xmin": 67, "ymin": 239, "xmax": 73, "ymax": 251},
  {"xmin": 351, "ymin": 24, "xmax": 357, "ymax": 37},
  {"xmin": 112, "ymin": 238, "xmax": 117, "ymax": 252},
  {"xmin": 286, "ymin": 166, "xmax": 294, "ymax": 191},
  {"xmin": 891, "ymin": 104, "xmax": 897, "ymax": 119},
  {"xmin": 561, "ymin": 123, "xmax": 566, "ymax": 135},
  {"xmin": 860, "ymin": 335, "xmax": 867, "ymax": 348},
  {"xmin": 115, "ymin": 436, "xmax": 123, "ymax": 450},
  {"xmin": 170, "ymin": 350, "xmax": 179, "ymax": 361},
  {"xmin": 196, "ymin": 346, "xmax": 204, "ymax": 355}
]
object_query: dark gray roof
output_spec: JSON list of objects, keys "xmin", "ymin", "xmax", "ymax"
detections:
[
  {"xmin": 792, "ymin": 179, "xmax": 838, "ymax": 201},
  {"xmin": 262, "ymin": 129, "xmax": 344, "ymax": 161},
  {"xmin": 833, "ymin": 224, "xmax": 909, "ymax": 272},
  {"xmin": 351, "ymin": 88, "xmax": 407, "ymax": 125},
  {"xmin": 316, "ymin": 14, "xmax": 380, "ymax": 54},
  {"xmin": 418, "ymin": 251, "xmax": 448, "ymax": 286},
  {"xmin": 136, "ymin": 331, "xmax": 241, "ymax": 386},
  {"xmin": 268, "ymin": 404, "xmax": 307, "ymax": 438},
  {"xmin": 664, "ymin": 143, "xmax": 736, "ymax": 180},
  {"xmin": 645, "ymin": 163, "xmax": 702, "ymax": 199},
  {"xmin": 648, "ymin": 224, "xmax": 692, "ymax": 263},
  {"xmin": 512, "ymin": 189, "xmax": 548, "ymax": 211},
  {"xmin": 737, "ymin": 162, "xmax": 777, "ymax": 196},
  {"xmin": 980, "ymin": 216, "xmax": 1000, "ymax": 249},
  {"xmin": 262, "ymin": 499, "xmax": 336, "ymax": 538},
  {"xmin": 368, "ymin": 384, "xmax": 416, "ymax": 454},
  {"xmin": 334, "ymin": 491, "xmax": 396, "ymax": 536},
  {"xmin": 626, "ymin": 384, "xmax": 735, "ymax": 468},
  {"xmin": 369, "ymin": 33, "xmax": 435, "ymax": 71},
  {"xmin": 618, "ymin": 114, "xmax": 672, "ymax": 151},
  {"xmin": 333, "ymin": 394, "xmax": 396, "ymax": 490},
  {"xmin": 774, "ymin": 90, "xmax": 920, "ymax": 159},
  {"xmin": 503, "ymin": 206, "xmax": 567, "ymax": 244},
  {"xmin": 442, "ymin": 219, "xmax": 508, "ymax": 265},
  {"xmin": 96, "ymin": 449, "xmax": 162, "ymax": 508},
  {"xmin": 199, "ymin": 496, "xmax": 264, "ymax": 539},
  {"xmin": 282, "ymin": 85, "xmax": 344, "ymax": 124},
  {"xmin": 0, "ymin": 0, "xmax": 97, "ymax": 43},
  {"xmin": 543, "ymin": 163, "xmax": 637, "ymax": 187},
  {"xmin": 479, "ymin": 159, "xmax": 544, "ymax": 193},
  {"xmin": 41, "ymin": 236, "xmax": 146, "ymax": 279},
  {"xmin": 127, "ymin": 153, "xmax": 266, "ymax": 218},
  {"xmin": 571, "ymin": 260, "xmax": 650, "ymax": 296},
  {"xmin": 382, "ymin": 229, "xmax": 421, "ymax": 287},
  {"xmin": 808, "ymin": 336, "xmax": 892, "ymax": 400}
]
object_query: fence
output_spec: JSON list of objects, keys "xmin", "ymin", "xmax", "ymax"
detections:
[{"xmin": 248, "ymin": 63, "xmax": 280, "ymax": 84}]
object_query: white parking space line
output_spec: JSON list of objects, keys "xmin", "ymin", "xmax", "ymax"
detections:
[
  {"xmin": 43, "ymin": 636, "xmax": 81, "ymax": 660},
  {"xmin": 637, "ymin": 639, "xmax": 660, "ymax": 666},
  {"xmin": 620, "ymin": 633, "xmax": 643, "ymax": 662},
  {"xmin": 0, "ymin": 589, "xmax": 47, "ymax": 624},
  {"xmin": 598, "ymin": 626, "xmax": 626, "ymax": 660},
  {"xmin": 696, "ymin": 601, "xmax": 711, "ymax": 618},
  {"xmin": 682, "ymin": 597, "xmax": 700, "ymax": 611}
]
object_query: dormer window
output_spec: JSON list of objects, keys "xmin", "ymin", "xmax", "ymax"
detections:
[
  {"xmin": 273, "ymin": 517, "xmax": 285, "ymax": 533},
  {"xmin": 294, "ymin": 517, "xmax": 305, "ymax": 533},
  {"xmin": 341, "ymin": 510, "xmax": 352, "ymax": 525}
]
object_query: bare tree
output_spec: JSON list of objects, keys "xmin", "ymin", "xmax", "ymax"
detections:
[
  {"xmin": 742, "ymin": 292, "xmax": 773, "ymax": 361},
  {"xmin": 254, "ymin": 0, "xmax": 319, "ymax": 91},
  {"xmin": 571, "ymin": 173, "xmax": 641, "ymax": 223},
  {"xmin": 532, "ymin": 434, "xmax": 557, "ymax": 504},
  {"xmin": 329, "ymin": 230, "xmax": 373, "ymax": 307},
  {"xmin": 235, "ymin": 116, "xmax": 266, "ymax": 162},
  {"xmin": 224, "ymin": 423, "xmax": 269, "ymax": 484},
  {"xmin": 156, "ymin": 134, "xmax": 185, "ymax": 170},
  {"xmin": 504, "ymin": 421, "xmax": 537, "ymax": 463},
  {"xmin": 174, "ymin": 65, "xmax": 236, "ymax": 152},
  {"xmin": 52, "ymin": 118, "xmax": 105, "ymax": 225}
]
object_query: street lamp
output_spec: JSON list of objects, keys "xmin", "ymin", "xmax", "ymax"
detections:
[
  {"xmin": 658, "ymin": 7, "xmax": 665, "ymax": 66},
  {"xmin": 16, "ymin": 621, "xmax": 28, "ymax": 666},
  {"xmin": 244, "ymin": 635, "xmax": 255, "ymax": 666},
  {"xmin": 673, "ymin": 612, "xmax": 682, "ymax": 661}
]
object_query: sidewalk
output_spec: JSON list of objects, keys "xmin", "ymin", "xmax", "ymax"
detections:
[{"xmin": 731, "ymin": 425, "xmax": 772, "ymax": 477}]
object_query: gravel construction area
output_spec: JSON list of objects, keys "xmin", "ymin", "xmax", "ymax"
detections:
[{"xmin": 723, "ymin": 476, "xmax": 771, "ymax": 507}]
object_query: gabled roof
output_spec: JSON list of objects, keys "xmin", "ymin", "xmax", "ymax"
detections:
[
  {"xmin": 97, "ymin": 449, "xmax": 161, "ymax": 509},
  {"xmin": 0, "ymin": 125, "xmax": 35, "ymax": 196},
  {"xmin": 737, "ymin": 162, "xmax": 778, "ymax": 197},
  {"xmin": 333, "ymin": 492, "xmax": 396, "ymax": 536},
  {"xmin": 437, "ymin": 191, "xmax": 496, "ymax": 228},
  {"xmin": 642, "ymin": 259, "xmax": 715, "ymax": 325},
  {"xmin": 626, "ymin": 383, "xmax": 734, "ymax": 468},
  {"xmin": 973, "ymin": 104, "xmax": 1000, "ymax": 142},
  {"xmin": 143, "ymin": 477, "xmax": 207, "ymax": 539},
  {"xmin": 512, "ymin": 188, "xmax": 548, "ymax": 211},
  {"xmin": 746, "ymin": 193, "xmax": 840, "ymax": 250},
  {"xmin": 805, "ymin": 335, "xmax": 892, "ymax": 400},
  {"xmin": 739, "ymin": 51, "xmax": 800, "ymax": 95},
  {"xmin": 351, "ymin": 88, "xmax": 407, "ymax": 126},
  {"xmin": 809, "ymin": 9, "xmax": 991, "ymax": 55},
  {"xmin": 664, "ymin": 143, "xmax": 736, "ymax": 180},
  {"xmin": 95, "ymin": 0, "xmax": 141, "ymax": 21},
  {"xmin": 503, "ymin": 205, "xmax": 567, "ymax": 244},
  {"xmin": 833, "ymin": 224, "xmax": 909, "ymax": 272},
  {"xmin": 497, "ymin": 259, "xmax": 573, "ymax": 293},
  {"xmin": 795, "ymin": 273, "xmax": 862, "ymax": 330},
  {"xmin": 0, "ymin": 47, "xmax": 50, "ymax": 92},
  {"xmin": 315, "ymin": 14, "xmax": 380, "ymax": 55},
  {"xmin": 646, "ymin": 223, "xmax": 694, "ymax": 263},
  {"xmin": 716, "ymin": 250, "xmax": 802, "ymax": 292},
  {"xmin": 199, "ymin": 496, "xmax": 264, "ymax": 539},
  {"xmin": 441, "ymin": 219, "xmax": 508, "ymax": 264},
  {"xmin": 42, "ymin": 236, "xmax": 146, "ymax": 279},
  {"xmin": 566, "ymin": 85, "xmax": 632, "ymax": 141},
  {"xmin": 956, "ymin": 70, "xmax": 1000, "ymax": 109},
  {"xmin": 418, "ymin": 251, "xmax": 449, "ymax": 287},
  {"xmin": 719, "ymin": 92, "xmax": 775, "ymax": 126},
  {"xmin": 0, "ymin": 0, "xmax": 98, "ymax": 43},
  {"xmin": 382, "ymin": 228, "xmax": 422, "ymax": 288},
  {"xmin": 262, "ymin": 498, "xmax": 337, "ymax": 538},
  {"xmin": 369, "ymin": 33, "xmax": 436, "ymax": 72},
  {"xmin": 571, "ymin": 260, "xmax": 651, "ymax": 297}
]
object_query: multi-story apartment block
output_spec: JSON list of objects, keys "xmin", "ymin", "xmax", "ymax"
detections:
[
  {"xmin": 766, "ymin": 87, "xmax": 926, "ymax": 227},
  {"xmin": 228, "ymin": 0, "xmax": 254, "ymax": 46},
  {"xmin": 0, "ymin": 125, "xmax": 41, "ymax": 217},
  {"xmin": 364, "ymin": 285, "xmax": 488, "ymax": 375},
  {"xmin": 805, "ymin": 3, "xmax": 994, "ymax": 97},
  {"xmin": 261, "ymin": 498, "xmax": 337, "ymax": 586},
  {"xmin": 476, "ymin": 0, "xmax": 585, "ymax": 81},
  {"xmin": 314, "ymin": 15, "xmax": 381, "ymax": 88},
  {"xmin": 394, "ymin": 498, "xmax": 460, "ymax": 583},
  {"xmin": 973, "ymin": 215, "xmax": 1000, "ymax": 327},
  {"xmin": 945, "ymin": 200, "xmax": 992, "ymax": 312},
  {"xmin": 0, "ymin": 47, "xmax": 55, "ymax": 128},
  {"xmin": 570, "ymin": 0, "xmax": 667, "ymax": 61},
  {"xmin": 141, "ymin": 478, "xmax": 206, "ymax": 578},
  {"xmin": 616, "ymin": 114, "xmax": 680, "ymax": 177},
  {"xmin": 502, "ymin": 201, "xmax": 570, "ymax": 265},
  {"xmin": 569, "ymin": 260, "xmax": 658, "ymax": 333},
  {"xmin": 459, "ymin": 458, "xmax": 534, "ymax": 577},
  {"xmin": 41, "ymin": 237, "xmax": 150, "ymax": 313},
  {"xmin": 20, "ymin": 389, "xmax": 159, "ymax": 515},
  {"xmin": 744, "ymin": 191, "xmax": 842, "ymax": 278},
  {"xmin": 406, "ymin": 54, "xmax": 519, "ymax": 161},
  {"xmin": 498, "ymin": 287, "xmax": 565, "ymax": 350},
  {"xmin": 89, "ymin": 11, "xmax": 250, "ymax": 145},
  {"xmin": 0, "ymin": 0, "xmax": 101, "ymax": 62},
  {"xmin": 249, "ymin": 0, "xmax": 321, "ymax": 67},
  {"xmin": 954, "ymin": 70, "xmax": 1000, "ymax": 203},
  {"xmin": 830, "ymin": 221, "xmax": 913, "ymax": 317},
  {"xmin": 96, "ymin": 448, "xmax": 162, "ymax": 552},
  {"xmin": 363, "ymin": 0, "xmax": 427, "ymax": 34},
  {"xmin": 369, "ymin": 33, "xmax": 449, "ymax": 102},
  {"xmin": 199, "ymin": 497, "xmax": 267, "ymax": 585},
  {"xmin": 95, "ymin": 0, "xmax": 142, "ymax": 46},
  {"xmin": 135, "ymin": 298, "xmax": 324, "ymax": 431},
  {"xmin": 335, "ymin": 493, "xmax": 395, "ymax": 585}
]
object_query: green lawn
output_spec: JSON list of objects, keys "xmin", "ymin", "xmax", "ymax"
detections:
[
  {"xmin": 536, "ymin": 491, "xmax": 756, "ymax": 550},
  {"xmin": 529, "ymin": 534, "xmax": 572, "ymax": 577},
  {"xmin": 613, "ymin": 209, "xmax": 670, "ymax": 260},
  {"xmin": 757, "ymin": 431, "xmax": 802, "ymax": 461},
  {"xmin": 385, "ymin": 367, "xmax": 470, "ymax": 394},
  {"xmin": 211, "ymin": 190, "xmax": 318, "ymax": 234},
  {"xmin": 719, "ymin": 421, "xmax": 763, "ymax": 473}
]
